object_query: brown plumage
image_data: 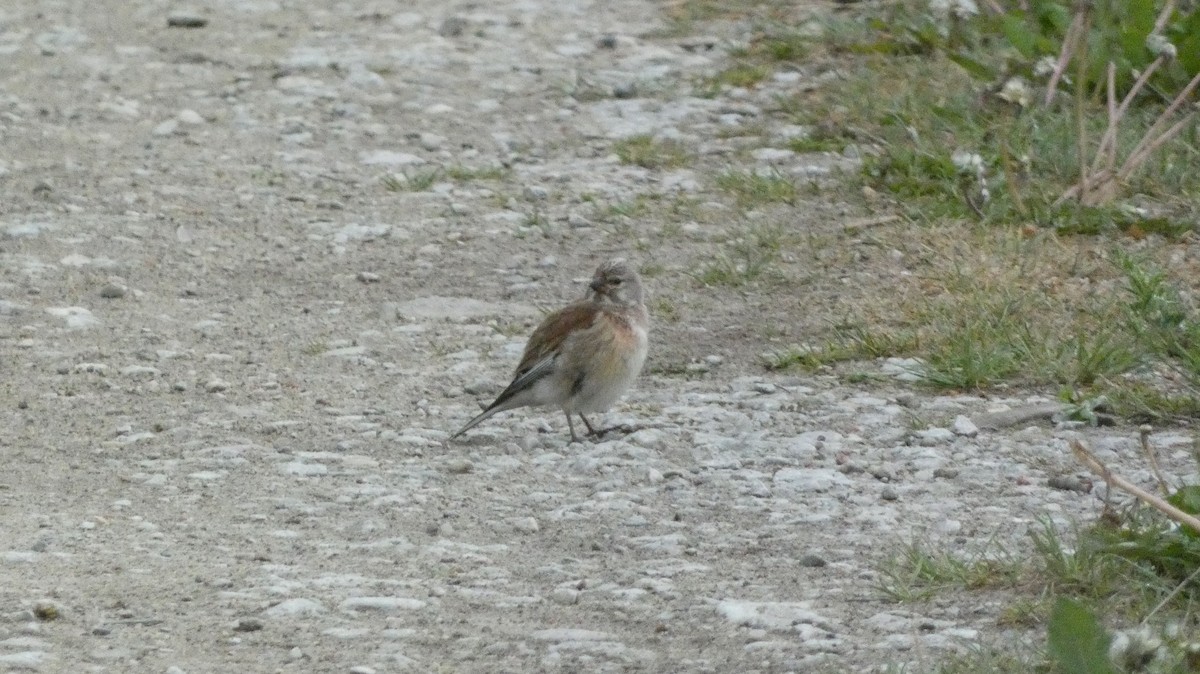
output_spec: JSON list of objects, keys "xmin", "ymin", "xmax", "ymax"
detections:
[{"xmin": 450, "ymin": 259, "xmax": 650, "ymax": 442}]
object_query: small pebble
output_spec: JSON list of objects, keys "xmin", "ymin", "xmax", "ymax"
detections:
[
  {"xmin": 523, "ymin": 185, "xmax": 549, "ymax": 201},
  {"xmin": 167, "ymin": 13, "xmax": 208, "ymax": 28},
  {"xmin": 1048, "ymin": 475, "xmax": 1092, "ymax": 493},
  {"xmin": 33, "ymin": 602, "xmax": 60, "ymax": 621},
  {"xmin": 178, "ymin": 109, "xmax": 204, "ymax": 125},
  {"xmin": 952, "ymin": 415, "xmax": 979, "ymax": 437},
  {"xmin": 445, "ymin": 459, "xmax": 473, "ymax": 474},
  {"xmin": 512, "ymin": 517, "xmax": 540, "ymax": 534},
  {"xmin": 613, "ymin": 82, "xmax": 637, "ymax": 99},
  {"xmin": 880, "ymin": 487, "xmax": 899, "ymax": 501},
  {"xmin": 549, "ymin": 588, "xmax": 579, "ymax": 605},
  {"xmin": 439, "ymin": 16, "xmax": 467, "ymax": 37}
]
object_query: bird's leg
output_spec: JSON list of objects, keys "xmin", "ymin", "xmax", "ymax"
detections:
[
  {"xmin": 564, "ymin": 411, "xmax": 582, "ymax": 443},
  {"xmin": 583, "ymin": 414, "xmax": 639, "ymax": 438}
]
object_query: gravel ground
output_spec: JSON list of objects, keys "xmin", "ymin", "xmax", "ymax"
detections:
[{"xmin": 1, "ymin": 1, "xmax": 1197, "ymax": 672}]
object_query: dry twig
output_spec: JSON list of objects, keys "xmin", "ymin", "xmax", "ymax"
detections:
[
  {"xmin": 1139, "ymin": 425, "xmax": 1170, "ymax": 495},
  {"xmin": 1070, "ymin": 439, "xmax": 1200, "ymax": 534}
]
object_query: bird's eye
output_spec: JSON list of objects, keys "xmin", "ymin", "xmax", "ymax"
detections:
[{"xmin": 611, "ymin": 278, "xmax": 623, "ymax": 286}]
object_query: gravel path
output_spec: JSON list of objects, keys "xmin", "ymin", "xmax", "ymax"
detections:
[{"xmin": 1, "ymin": 1, "xmax": 1195, "ymax": 672}]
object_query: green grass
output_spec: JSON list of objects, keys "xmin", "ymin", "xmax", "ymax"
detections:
[
  {"xmin": 758, "ymin": 33, "xmax": 809, "ymax": 62},
  {"xmin": 382, "ymin": 165, "xmax": 509, "ymax": 192},
  {"xmin": 765, "ymin": 324, "xmax": 919, "ymax": 370},
  {"xmin": 687, "ymin": 0, "xmax": 1200, "ymax": 422},
  {"xmin": 381, "ymin": 168, "xmax": 442, "ymax": 192},
  {"xmin": 877, "ymin": 538, "xmax": 1026, "ymax": 603},
  {"xmin": 715, "ymin": 169, "xmax": 797, "ymax": 206},
  {"xmin": 787, "ymin": 133, "xmax": 847, "ymax": 154},
  {"xmin": 878, "ymin": 510, "xmax": 1200, "ymax": 671},
  {"xmin": 927, "ymin": 648, "xmax": 1043, "ymax": 674},
  {"xmin": 613, "ymin": 135, "xmax": 693, "ymax": 169},
  {"xmin": 649, "ymin": 296, "xmax": 680, "ymax": 323},
  {"xmin": 709, "ymin": 63, "xmax": 771, "ymax": 88},
  {"xmin": 444, "ymin": 165, "xmax": 509, "ymax": 181},
  {"xmin": 915, "ymin": 298, "xmax": 1141, "ymax": 391},
  {"xmin": 693, "ymin": 225, "xmax": 784, "ymax": 287},
  {"xmin": 660, "ymin": 0, "xmax": 1200, "ymax": 670}
]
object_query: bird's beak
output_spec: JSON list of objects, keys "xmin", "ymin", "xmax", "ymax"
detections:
[{"xmin": 589, "ymin": 279, "xmax": 604, "ymax": 292}]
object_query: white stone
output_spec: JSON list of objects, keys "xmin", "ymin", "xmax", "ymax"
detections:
[
  {"xmin": 0, "ymin": 651, "xmax": 47, "ymax": 669},
  {"xmin": 264, "ymin": 598, "xmax": 325, "ymax": 617},
  {"xmin": 280, "ymin": 462, "xmax": 327, "ymax": 476},
  {"xmin": 339, "ymin": 597, "xmax": 426, "ymax": 612},
  {"xmin": 952, "ymin": 415, "xmax": 979, "ymax": 437},
  {"xmin": 772, "ymin": 468, "xmax": 852, "ymax": 493},
  {"xmin": 716, "ymin": 600, "xmax": 835, "ymax": 632},
  {"xmin": 178, "ymin": 109, "xmax": 205, "ymax": 124},
  {"xmin": 359, "ymin": 150, "xmax": 424, "ymax": 166},
  {"xmin": 45, "ymin": 306, "xmax": 99, "ymax": 329}
]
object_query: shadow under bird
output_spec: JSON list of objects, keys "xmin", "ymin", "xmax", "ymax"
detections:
[{"xmin": 450, "ymin": 259, "xmax": 650, "ymax": 442}]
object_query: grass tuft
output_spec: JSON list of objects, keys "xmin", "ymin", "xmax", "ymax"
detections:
[
  {"xmin": 715, "ymin": 168, "xmax": 797, "ymax": 206},
  {"xmin": 613, "ymin": 135, "xmax": 694, "ymax": 169}
]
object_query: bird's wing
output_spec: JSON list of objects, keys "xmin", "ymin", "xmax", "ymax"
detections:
[
  {"xmin": 452, "ymin": 302, "xmax": 599, "ymax": 440},
  {"xmin": 493, "ymin": 302, "xmax": 597, "ymax": 402},
  {"xmin": 518, "ymin": 302, "xmax": 596, "ymax": 371}
]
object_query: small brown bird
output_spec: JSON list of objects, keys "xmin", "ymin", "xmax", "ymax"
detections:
[{"xmin": 451, "ymin": 259, "xmax": 650, "ymax": 442}]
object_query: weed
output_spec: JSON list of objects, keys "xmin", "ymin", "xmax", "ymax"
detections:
[
  {"xmin": 605, "ymin": 198, "xmax": 653, "ymax": 221},
  {"xmin": 694, "ymin": 225, "xmax": 784, "ymax": 287},
  {"xmin": 302, "ymin": 340, "xmax": 328, "ymax": 356},
  {"xmin": 876, "ymin": 538, "xmax": 1025, "ymax": 602},
  {"xmin": 639, "ymin": 262, "xmax": 666, "ymax": 279},
  {"xmin": 715, "ymin": 168, "xmax": 797, "ymax": 206},
  {"xmin": 649, "ymin": 297, "xmax": 680, "ymax": 323},
  {"xmin": 765, "ymin": 324, "xmax": 918, "ymax": 371},
  {"xmin": 710, "ymin": 63, "xmax": 771, "ymax": 88},
  {"xmin": 382, "ymin": 168, "xmax": 442, "ymax": 192},
  {"xmin": 613, "ymin": 135, "xmax": 694, "ymax": 169},
  {"xmin": 444, "ymin": 165, "xmax": 509, "ymax": 181}
]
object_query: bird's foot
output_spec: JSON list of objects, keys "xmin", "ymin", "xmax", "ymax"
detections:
[{"xmin": 586, "ymin": 423, "xmax": 639, "ymax": 439}]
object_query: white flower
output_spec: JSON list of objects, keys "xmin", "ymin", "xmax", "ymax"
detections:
[
  {"xmin": 951, "ymin": 149, "xmax": 983, "ymax": 173},
  {"xmin": 1146, "ymin": 34, "xmax": 1177, "ymax": 59},
  {"xmin": 954, "ymin": 0, "xmax": 980, "ymax": 18},
  {"xmin": 1109, "ymin": 626, "xmax": 1165, "ymax": 671},
  {"xmin": 928, "ymin": 0, "xmax": 979, "ymax": 20},
  {"xmin": 998, "ymin": 77, "xmax": 1030, "ymax": 107},
  {"xmin": 1034, "ymin": 56, "xmax": 1058, "ymax": 77}
]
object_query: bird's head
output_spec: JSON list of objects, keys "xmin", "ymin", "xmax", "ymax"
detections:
[{"xmin": 588, "ymin": 259, "xmax": 645, "ymax": 307}]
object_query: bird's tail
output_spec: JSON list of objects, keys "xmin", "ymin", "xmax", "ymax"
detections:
[
  {"xmin": 449, "ymin": 397, "xmax": 524, "ymax": 441},
  {"xmin": 449, "ymin": 407, "xmax": 499, "ymax": 440}
]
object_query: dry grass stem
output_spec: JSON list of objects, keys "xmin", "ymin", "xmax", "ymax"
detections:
[
  {"xmin": 1058, "ymin": 66, "xmax": 1200, "ymax": 207},
  {"xmin": 1043, "ymin": 4, "xmax": 1089, "ymax": 106},
  {"xmin": 1070, "ymin": 439, "xmax": 1200, "ymax": 535},
  {"xmin": 1138, "ymin": 426, "xmax": 1171, "ymax": 495},
  {"xmin": 1153, "ymin": 0, "xmax": 1178, "ymax": 34}
]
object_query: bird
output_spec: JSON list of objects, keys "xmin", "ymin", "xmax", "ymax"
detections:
[{"xmin": 450, "ymin": 259, "xmax": 650, "ymax": 443}]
